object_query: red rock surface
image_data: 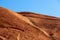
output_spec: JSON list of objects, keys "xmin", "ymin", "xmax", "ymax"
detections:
[
  {"xmin": 0, "ymin": 7, "xmax": 60, "ymax": 40},
  {"xmin": 18, "ymin": 12, "xmax": 60, "ymax": 40}
]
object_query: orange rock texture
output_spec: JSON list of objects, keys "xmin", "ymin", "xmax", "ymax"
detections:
[{"xmin": 0, "ymin": 7, "xmax": 60, "ymax": 40}]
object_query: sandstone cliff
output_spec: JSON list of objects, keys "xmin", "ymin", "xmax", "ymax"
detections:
[{"xmin": 0, "ymin": 7, "xmax": 60, "ymax": 40}]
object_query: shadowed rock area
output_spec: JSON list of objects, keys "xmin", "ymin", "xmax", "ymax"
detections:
[{"xmin": 0, "ymin": 7, "xmax": 60, "ymax": 40}]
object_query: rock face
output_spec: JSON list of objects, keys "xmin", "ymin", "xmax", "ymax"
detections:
[
  {"xmin": 0, "ymin": 7, "xmax": 60, "ymax": 40},
  {"xmin": 18, "ymin": 12, "xmax": 60, "ymax": 40}
]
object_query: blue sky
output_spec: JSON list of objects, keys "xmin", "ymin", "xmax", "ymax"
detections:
[{"xmin": 0, "ymin": 0, "xmax": 60, "ymax": 17}]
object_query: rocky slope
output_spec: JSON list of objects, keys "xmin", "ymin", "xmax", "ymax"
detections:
[
  {"xmin": 0, "ymin": 7, "xmax": 60, "ymax": 40},
  {"xmin": 18, "ymin": 12, "xmax": 60, "ymax": 40}
]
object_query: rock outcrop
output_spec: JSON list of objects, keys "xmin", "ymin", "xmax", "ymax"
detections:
[
  {"xmin": 0, "ymin": 7, "xmax": 60, "ymax": 40},
  {"xmin": 18, "ymin": 12, "xmax": 60, "ymax": 40}
]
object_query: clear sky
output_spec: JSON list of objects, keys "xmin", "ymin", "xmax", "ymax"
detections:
[{"xmin": 0, "ymin": 0, "xmax": 60, "ymax": 17}]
